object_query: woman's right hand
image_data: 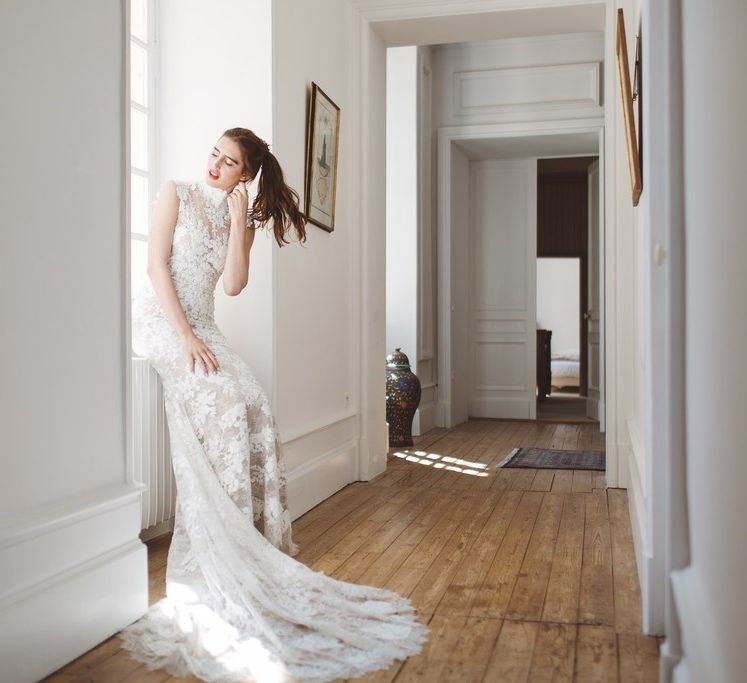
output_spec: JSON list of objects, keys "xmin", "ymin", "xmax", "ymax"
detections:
[{"xmin": 181, "ymin": 330, "xmax": 220, "ymax": 374}]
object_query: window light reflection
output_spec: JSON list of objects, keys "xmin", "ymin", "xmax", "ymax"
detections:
[{"xmin": 392, "ymin": 451, "xmax": 489, "ymax": 477}]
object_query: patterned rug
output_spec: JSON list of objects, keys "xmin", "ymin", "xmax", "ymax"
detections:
[{"xmin": 498, "ymin": 447, "xmax": 606, "ymax": 471}]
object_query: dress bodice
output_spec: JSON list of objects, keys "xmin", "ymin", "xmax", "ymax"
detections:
[{"xmin": 133, "ymin": 180, "xmax": 230, "ymax": 330}]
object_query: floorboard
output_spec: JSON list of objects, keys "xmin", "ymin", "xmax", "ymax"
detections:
[{"xmin": 42, "ymin": 418, "xmax": 658, "ymax": 683}]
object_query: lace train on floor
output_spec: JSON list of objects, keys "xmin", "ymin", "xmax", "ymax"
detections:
[{"xmin": 119, "ymin": 397, "xmax": 430, "ymax": 683}]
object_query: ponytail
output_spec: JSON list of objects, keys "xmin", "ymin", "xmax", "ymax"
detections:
[{"xmin": 222, "ymin": 127, "xmax": 308, "ymax": 248}]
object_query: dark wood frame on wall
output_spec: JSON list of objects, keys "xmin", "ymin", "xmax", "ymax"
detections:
[
  {"xmin": 616, "ymin": 8, "xmax": 642, "ymax": 206},
  {"xmin": 303, "ymin": 82, "xmax": 341, "ymax": 232}
]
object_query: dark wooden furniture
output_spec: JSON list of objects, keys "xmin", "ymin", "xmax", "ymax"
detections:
[{"xmin": 537, "ymin": 329, "xmax": 552, "ymax": 400}]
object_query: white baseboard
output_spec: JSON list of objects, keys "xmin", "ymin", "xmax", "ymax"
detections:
[
  {"xmin": 286, "ymin": 440, "xmax": 359, "ymax": 521},
  {"xmin": 586, "ymin": 396, "xmax": 600, "ymax": 420},
  {"xmin": 659, "ymin": 638, "xmax": 683, "ymax": 683},
  {"xmin": 0, "ymin": 482, "xmax": 148, "ymax": 683},
  {"xmin": 627, "ymin": 435, "xmax": 646, "ymax": 587},
  {"xmin": 468, "ymin": 397, "xmax": 532, "ymax": 420},
  {"xmin": 413, "ymin": 398, "xmax": 437, "ymax": 435},
  {"xmin": 671, "ymin": 566, "xmax": 727, "ymax": 683}
]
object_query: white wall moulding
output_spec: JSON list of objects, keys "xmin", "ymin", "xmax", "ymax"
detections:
[
  {"xmin": 281, "ymin": 409, "xmax": 360, "ymax": 520},
  {"xmin": 670, "ymin": 567, "xmax": 727, "ymax": 683},
  {"xmin": 286, "ymin": 441, "xmax": 359, "ymax": 521},
  {"xmin": 351, "ymin": 0, "xmax": 606, "ymax": 36},
  {"xmin": 413, "ymin": 381, "xmax": 438, "ymax": 435},
  {"xmin": 0, "ymin": 482, "xmax": 147, "ymax": 683},
  {"xmin": 454, "ymin": 62, "xmax": 601, "ymax": 116}
]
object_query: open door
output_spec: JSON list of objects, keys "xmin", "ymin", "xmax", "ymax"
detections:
[
  {"xmin": 468, "ymin": 158, "xmax": 537, "ymax": 420},
  {"xmin": 586, "ymin": 159, "xmax": 602, "ymax": 423}
]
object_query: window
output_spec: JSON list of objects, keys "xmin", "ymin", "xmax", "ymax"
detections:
[{"xmin": 129, "ymin": 0, "xmax": 157, "ymax": 300}]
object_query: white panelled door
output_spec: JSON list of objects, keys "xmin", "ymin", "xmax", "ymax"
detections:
[
  {"xmin": 468, "ymin": 159, "xmax": 537, "ymax": 419},
  {"xmin": 586, "ymin": 159, "xmax": 602, "ymax": 421}
]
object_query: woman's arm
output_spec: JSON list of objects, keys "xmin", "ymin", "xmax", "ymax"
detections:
[
  {"xmin": 223, "ymin": 181, "xmax": 256, "ymax": 296},
  {"xmin": 146, "ymin": 180, "xmax": 193, "ymax": 339},
  {"xmin": 223, "ymin": 218, "xmax": 256, "ymax": 295},
  {"xmin": 147, "ymin": 180, "xmax": 219, "ymax": 373}
]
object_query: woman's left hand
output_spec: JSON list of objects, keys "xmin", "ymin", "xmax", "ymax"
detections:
[{"xmin": 227, "ymin": 181, "xmax": 249, "ymax": 228}]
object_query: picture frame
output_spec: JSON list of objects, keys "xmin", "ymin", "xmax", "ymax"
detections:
[
  {"xmin": 304, "ymin": 82, "xmax": 341, "ymax": 232},
  {"xmin": 616, "ymin": 8, "xmax": 642, "ymax": 206}
]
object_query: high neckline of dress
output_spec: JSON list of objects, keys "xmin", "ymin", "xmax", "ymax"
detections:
[{"xmin": 198, "ymin": 180, "xmax": 228, "ymax": 206}]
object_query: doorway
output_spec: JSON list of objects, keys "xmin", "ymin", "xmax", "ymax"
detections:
[{"xmin": 535, "ymin": 155, "xmax": 601, "ymax": 422}]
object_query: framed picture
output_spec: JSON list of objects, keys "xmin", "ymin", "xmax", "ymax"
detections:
[
  {"xmin": 304, "ymin": 82, "xmax": 341, "ymax": 232},
  {"xmin": 616, "ymin": 8, "xmax": 642, "ymax": 206}
]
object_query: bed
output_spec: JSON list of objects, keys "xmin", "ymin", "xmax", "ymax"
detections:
[{"xmin": 551, "ymin": 351, "xmax": 580, "ymax": 390}]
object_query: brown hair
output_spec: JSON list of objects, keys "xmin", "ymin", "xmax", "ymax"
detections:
[{"xmin": 221, "ymin": 127, "xmax": 308, "ymax": 247}]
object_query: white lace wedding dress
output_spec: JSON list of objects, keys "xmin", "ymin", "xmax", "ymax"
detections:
[{"xmin": 121, "ymin": 180, "xmax": 429, "ymax": 682}]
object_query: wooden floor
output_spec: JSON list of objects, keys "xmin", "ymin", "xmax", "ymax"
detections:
[{"xmin": 44, "ymin": 419, "xmax": 660, "ymax": 683}]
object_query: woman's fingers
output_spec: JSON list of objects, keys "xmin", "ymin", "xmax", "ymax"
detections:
[
  {"xmin": 207, "ymin": 348, "xmax": 220, "ymax": 370},
  {"xmin": 199, "ymin": 347, "xmax": 219, "ymax": 373},
  {"xmin": 202, "ymin": 351, "xmax": 216, "ymax": 373}
]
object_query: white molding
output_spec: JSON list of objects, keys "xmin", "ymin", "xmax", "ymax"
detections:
[
  {"xmin": 431, "ymin": 29, "xmax": 605, "ymax": 52},
  {"xmin": 351, "ymin": 0, "xmax": 601, "ymax": 22},
  {"xmin": 627, "ymin": 416, "xmax": 646, "ymax": 491},
  {"xmin": 453, "ymin": 62, "xmax": 601, "ymax": 116},
  {"xmin": 0, "ymin": 481, "xmax": 145, "ymax": 550},
  {"xmin": 279, "ymin": 409, "xmax": 359, "ymax": 444},
  {"xmin": 286, "ymin": 441, "xmax": 359, "ymax": 521},
  {"xmin": 469, "ymin": 397, "xmax": 534, "ymax": 419},
  {"xmin": 670, "ymin": 567, "xmax": 728, "ymax": 683},
  {"xmin": 0, "ymin": 483, "xmax": 148, "ymax": 683},
  {"xmin": 626, "ymin": 432, "xmax": 648, "ymax": 614}
]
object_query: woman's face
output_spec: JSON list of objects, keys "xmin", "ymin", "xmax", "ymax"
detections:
[{"xmin": 206, "ymin": 136, "xmax": 250, "ymax": 191}]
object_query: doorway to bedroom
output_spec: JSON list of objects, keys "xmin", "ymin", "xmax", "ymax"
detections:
[{"xmin": 535, "ymin": 156, "xmax": 601, "ymax": 423}]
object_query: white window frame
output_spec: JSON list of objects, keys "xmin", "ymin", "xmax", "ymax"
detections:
[{"xmin": 129, "ymin": 0, "xmax": 159, "ymax": 301}]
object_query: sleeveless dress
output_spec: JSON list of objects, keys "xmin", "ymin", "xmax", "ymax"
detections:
[{"xmin": 120, "ymin": 180, "xmax": 429, "ymax": 683}]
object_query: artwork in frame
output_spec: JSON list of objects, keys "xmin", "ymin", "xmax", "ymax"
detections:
[
  {"xmin": 616, "ymin": 8, "xmax": 642, "ymax": 206},
  {"xmin": 304, "ymin": 82, "xmax": 341, "ymax": 232}
]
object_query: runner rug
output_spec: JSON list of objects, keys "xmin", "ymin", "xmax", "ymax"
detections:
[{"xmin": 497, "ymin": 447, "xmax": 606, "ymax": 471}]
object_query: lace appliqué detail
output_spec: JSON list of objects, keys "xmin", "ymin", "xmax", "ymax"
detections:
[{"xmin": 126, "ymin": 179, "xmax": 429, "ymax": 681}]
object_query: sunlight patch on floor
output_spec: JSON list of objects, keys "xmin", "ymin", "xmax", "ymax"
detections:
[{"xmin": 392, "ymin": 450, "xmax": 489, "ymax": 477}]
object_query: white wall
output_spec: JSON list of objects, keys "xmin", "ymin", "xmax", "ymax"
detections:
[
  {"xmin": 612, "ymin": 0, "xmax": 667, "ymax": 637},
  {"xmin": 670, "ymin": 2, "xmax": 747, "ymax": 681},
  {"xmin": 385, "ymin": 46, "xmax": 418, "ymax": 370},
  {"xmin": 536, "ymin": 258, "xmax": 581, "ymax": 355},
  {"xmin": 0, "ymin": 2, "xmax": 146, "ymax": 680},
  {"xmin": 156, "ymin": 0, "xmax": 275, "ymax": 394},
  {"xmin": 273, "ymin": 0, "xmax": 379, "ymax": 510}
]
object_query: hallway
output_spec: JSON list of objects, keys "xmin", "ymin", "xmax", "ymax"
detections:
[{"xmin": 44, "ymin": 419, "xmax": 658, "ymax": 683}]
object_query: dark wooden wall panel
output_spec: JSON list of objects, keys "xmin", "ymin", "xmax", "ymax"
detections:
[{"xmin": 537, "ymin": 174, "xmax": 588, "ymax": 257}]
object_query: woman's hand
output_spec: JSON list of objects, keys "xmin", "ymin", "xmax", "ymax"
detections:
[
  {"xmin": 227, "ymin": 181, "xmax": 249, "ymax": 229},
  {"xmin": 181, "ymin": 329, "xmax": 220, "ymax": 374}
]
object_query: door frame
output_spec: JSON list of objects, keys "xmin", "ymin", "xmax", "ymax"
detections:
[
  {"xmin": 352, "ymin": 0, "xmax": 623, "ymax": 485},
  {"xmin": 435, "ymin": 118, "xmax": 618, "ymax": 483}
]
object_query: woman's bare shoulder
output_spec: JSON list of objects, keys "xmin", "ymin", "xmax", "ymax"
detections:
[{"xmin": 157, "ymin": 179, "xmax": 194, "ymax": 205}]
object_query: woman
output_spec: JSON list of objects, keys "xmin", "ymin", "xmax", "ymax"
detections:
[{"xmin": 121, "ymin": 128, "xmax": 429, "ymax": 683}]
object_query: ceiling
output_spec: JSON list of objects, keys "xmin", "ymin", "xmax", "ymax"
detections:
[
  {"xmin": 370, "ymin": 4, "xmax": 606, "ymax": 47},
  {"xmin": 453, "ymin": 132, "xmax": 599, "ymax": 161}
]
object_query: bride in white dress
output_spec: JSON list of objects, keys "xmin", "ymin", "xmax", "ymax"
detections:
[{"xmin": 121, "ymin": 128, "xmax": 429, "ymax": 682}]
